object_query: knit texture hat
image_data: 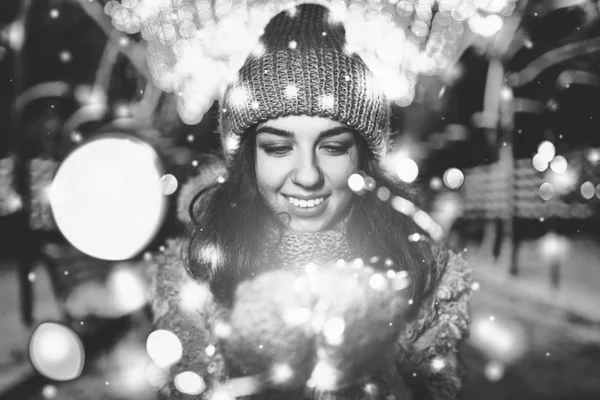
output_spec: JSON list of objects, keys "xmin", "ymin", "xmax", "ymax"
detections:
[{"xmin": 219, "ymin": 3, "xmax": 391, "ymax": 161}]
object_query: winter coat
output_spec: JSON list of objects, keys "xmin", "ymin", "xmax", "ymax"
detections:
[{"xmin": 149, "ymin": 169, "xmax": 473, "ymax": 400}]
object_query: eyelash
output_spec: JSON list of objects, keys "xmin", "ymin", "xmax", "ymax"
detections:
[{"xmin": 263, "ymin": 145, "xmax": 350, "ymax": 157}]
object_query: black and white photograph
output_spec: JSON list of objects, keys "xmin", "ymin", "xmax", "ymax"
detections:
[{"xmin": 1, "ymin": 1, "xmax": 599, "ymax": 399}]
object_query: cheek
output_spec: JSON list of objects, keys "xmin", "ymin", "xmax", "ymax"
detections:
[
  {"xmin": 255, "ymin": 154, "xmax": 288, "ymax": 192},
  {"xmin": 322, "ymin": 156, "xmax": 359, "ymax": 190}
]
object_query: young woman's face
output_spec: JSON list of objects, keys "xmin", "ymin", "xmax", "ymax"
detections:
[{"xmin": 255, "ymin": 115, "xmax": 359, "ymax": 232}]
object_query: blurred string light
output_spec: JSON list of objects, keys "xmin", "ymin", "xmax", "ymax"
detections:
[
  {"xmin": 538, "ymin": 141, "xmax": 556, "ymax": 162},
  {"xmin": 107, "ymin": 340, "xmax": 155, "ymax": 398},
  {"xmin": 587, "ymin": 149, "xmax": 600, "ymax": 165},
  {"xmin": 545, "ymin": 167, "xmax": 578, "ymax": 196},
  {"xmin": 159, "ymin": 173, "xmax": 178, "ymax": 195},
  {"xmin": 29, "ymin": 322, "xmax": 85, "ymax": 381},
  {"xmin": 348, "ymin": 172, "xmax": 445, "ymax": 241},
  {"xmin": 580, "ymin": 181, "xmax": 595, "ymax": 200},
  {"xmin": 105, "ymin": 0, "xmax": 518, "ymax": 124},
  {"xmin": 539, "ymin": 232, "xmax": 569, "ymax": 262},
  {"xmin": 484, "ymin": 360, "xmax": 505, "ymax": 381},
  {"xmin": 443, "ymin": 167, "xmax": 464, "ymax": 190},
  {"xmin": 538, "ymin": 182, "xmax": 554, "ymax": 201},
  {"xmin": 42, "ymin": 385, "xmax": 58, "ymax": 399},
  {"xmin": 549, "ymin": 155, "xmax": 567, "ymax": 174},
  {"xmin": 107, "ymin": 266, "xmax": 148, "ymax": 314},
  {"xmin": 468, "ymin": 313, "xmax": 526, "ymax": 365},
  {"xmin": 49, "ymin": 134, "xmax": 167, "ymax": 260}
]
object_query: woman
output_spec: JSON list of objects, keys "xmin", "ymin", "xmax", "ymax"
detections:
[{"xmin": 151, "ymin": 3, "xmax": 472, "ymax": 400}]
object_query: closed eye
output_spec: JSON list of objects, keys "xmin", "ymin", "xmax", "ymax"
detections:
[
  {"xmin": 320, "ymin": 144, "xmax": 351, "ymax": 156},
  {"xmin": 262, "ymin": 145, "xmax": 293, "ymax": 157}
]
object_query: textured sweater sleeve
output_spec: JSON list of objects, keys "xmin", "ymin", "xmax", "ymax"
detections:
[
  {"xmin": 149, "ymin": 238, "xmax": 229, "ymax": 400},
  {"xmin": 396, "ymin": 249, "xmax": 473, "ymax": 400}
]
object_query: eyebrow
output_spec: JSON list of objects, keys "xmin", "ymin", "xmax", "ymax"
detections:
[{"xmin": 255, "ymin": 125, "xmax": 353, "ymax": 140}]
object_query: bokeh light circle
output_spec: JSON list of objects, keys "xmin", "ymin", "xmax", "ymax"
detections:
[
  {"xmin": 42, "ymin": 385, "xmax": 58, "ymax": 399},
  {"xmin": 539, "ymin": 182, "xmax": 554, "ymax": 201},
  {"xmin": 146, "ymin": 330, "xmax": 183, "ymax": 368},
  {"xmin": 429, "ymin": 177, "xmax": 443, "ymax": 190},
  {"xmin": 580, "ymin": 181, "xmax": 594, "ymax": 200},
  {"xmin": 160, "ymin": 174, "xmax": 178, "ymax": 195},
  {"xmin": 443, "ymin": 168, "xmax": 464, "ymax": 190},
  {"xmin": 174, "ymin": 371, "xmax": 206, "ymax": 395},
  {"xmin": 29, "ymin": 322, "xmax": 85, "ymax": 381},
  {"xmin": 484, "ymin": 361, "xmax": 505, "ymax": 381},
  {"xmin": 348, "ymin": 173, "xmax": 366, "ymax": 192},
  {"xmin": 532, "ymin": 153, "xmax": 549, "ymax": 172},
  {"xmin": 50, "ymin": 134, "xmax": 167, "ymax": 260},
  {"xmin": 550, "ymin": 155, "xmax": 568, "ymax": 174},
  {"xmin": 395, "ymin": 157, "xmax": 419, "ymax": 183},
  {"xmin": 537, "ymin": 141, "xmax": 555, "ymax": 162}
]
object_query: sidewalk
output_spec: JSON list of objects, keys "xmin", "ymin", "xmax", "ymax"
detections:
[{"xmin": 465, "ymin": 234, "xmax": 600, "ymax": 329}]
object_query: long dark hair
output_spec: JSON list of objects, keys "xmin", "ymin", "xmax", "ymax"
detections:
[{"xmin": 187, "ymin": 125, "xmax": 442, "ymax": 310}]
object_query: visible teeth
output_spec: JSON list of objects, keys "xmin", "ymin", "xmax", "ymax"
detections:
[{"xmin": 287, "ymin": 196, "xmax": 325, "ymax": 208}]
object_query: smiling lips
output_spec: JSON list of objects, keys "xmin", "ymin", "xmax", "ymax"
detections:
[{"xmin": 286, "ymin": 195, "xmax": 327, "ymax": 208}]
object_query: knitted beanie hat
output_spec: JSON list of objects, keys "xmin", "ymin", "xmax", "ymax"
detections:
[{"xmin": 219, "ymin": 2, "xmax": 391, "ymax": 161}]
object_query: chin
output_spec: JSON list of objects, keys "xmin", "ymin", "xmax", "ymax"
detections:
[{"xmin": 289, "ymin": 219, "xmax": 330, "ymax": 233}]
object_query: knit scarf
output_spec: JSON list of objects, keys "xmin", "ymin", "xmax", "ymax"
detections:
[{"xmin": 258, "ymin": 222, "xmax": 356, "ymax": 274}]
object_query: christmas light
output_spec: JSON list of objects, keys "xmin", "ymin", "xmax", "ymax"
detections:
[
  {"xmin": 539, "ymin": 232, "xmax": 568, "ymax": 261},
  {"xmin": 283, "ymin": 307, "xmax": 313, "ymax": 326},
  {"xmin": 270, "ymin": 363, "xmax": 294, "ymax": 385},
  {"xmin": 159, "ymin": 173, "xmax": 178, "ymax": 195},
  {"xmin": 484, "ymin": 361, "xmax": 505, "ymax": 381},
  {"xmin": 180, "ymin": 281, "xmax": 211, "ymax": 312},
  {"xmin": 348, "ymin": 173, "xmax": 366, "ymax": 192},
  {"xmin": 532, "ymin": 153, "xmax": 549, "ymax": 172},
  {"xmin": 537, "ymin": 141, "xmax": 556, "ymax": 163},
  {"xmin": 174, "ymin": 371, "xmax": 206, "ymax": 395},
  {"xmin": 376, "ymin": 186, "xmax": 390, "ymax": 201},
  {"xmin": 146, "ymin": 330, "xmax": 183, "ymax": 368},
  {"xmin": 443, "ymin": 168, "xmax": 464, "ymax": 190},
  {"xmin": 393, "ymin": 156, "xmax": 419, "ymax": 183},
  {"xmin": 308, "ymin": 361, "xmax": 339, "ymax": 390},
  {"xmin": 549, "ymin": 155, "xmax": 568, "ymax": 174},
  {"xmin": 469, "ymin": 315, "xmax": 525, "ymax": 364},
  {"xmin": 205, "ymin": 345, "xmax": 217, "ymax": 357},
  {"xmin": 29, "ymin": 323, "xmax": 85, "ymax": 381},
  {"xmin": 368, "ymin": 273, "xmax": 388, "ymax": 291},
  {"xmin": 108, "ymin": 267, "xmax": 147, "ymax": 314},
  {"xmin": 322, "ymin": 317, "xmax": 346, "ymax": 345},
  {"xmin": 430, "ymin": 357, "xmax": 446, "ymax": 372},
  {"xmin": 49, "ymin": 134, "xmax": 167, "ymax": 260},
  {"xmin": 105, "ymin": 0, "xmax": 516, "ymax": 123},
  {"xmin": 539, "ymin": 182, "xmax": 554, "ymax": 201}
]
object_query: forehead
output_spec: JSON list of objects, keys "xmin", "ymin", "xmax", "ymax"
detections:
[{"xmin": 257, "ymin": 115, "xmax": 349, "ymax": 138}]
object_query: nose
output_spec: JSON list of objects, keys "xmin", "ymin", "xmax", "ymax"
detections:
[{"xmin": 291, "ymin": 152, "xmax": 323, "ymax": 189}]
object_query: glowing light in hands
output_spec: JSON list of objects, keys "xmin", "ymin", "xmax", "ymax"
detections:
[
  {"xmin": 322, "ymin": 317, "xmax": 346, "ymax": 346},
  {"xmin": 174, "ymin": 371, "xmax": 206, "ymax": 395}
]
